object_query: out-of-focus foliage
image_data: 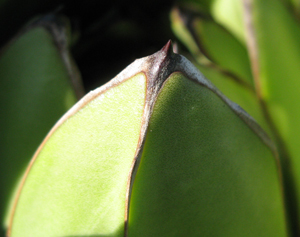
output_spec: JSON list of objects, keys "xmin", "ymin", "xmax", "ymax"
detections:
[{"xmin": 0, "ymin": 14, "xmax": 83, "ymax": 234}]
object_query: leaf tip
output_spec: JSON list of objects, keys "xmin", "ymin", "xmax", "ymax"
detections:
[{"xmin": 160, "ymin": 40, "xmax": 174, "ymax": 56}]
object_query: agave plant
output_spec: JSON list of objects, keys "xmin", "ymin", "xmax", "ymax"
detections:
[
  {"xmin": 1, "ymin": 0, "xmax": 300, "ymax": 236},
  {"xmin": 171, "ymin": 0, "xmax": 300, "ymax": 235}
]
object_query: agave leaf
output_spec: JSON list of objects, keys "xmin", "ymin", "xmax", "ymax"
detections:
[
  {"xmin": 8, "ymin": 42, "xmax": 288, "ymax": 236},
  {"xmin": 170, "ymin": 7, "xmax": 203, "ymax": 63},
  {"xmin": 192, "ymin": 15, "xmax": 253, "ymax": 85},
  {"xmin": 170, "ymin": 8, "xmax": 271, "ymax": 134},
  {"xmin": 8, "ymin": 67, "xmax": 148, "ymax": 237},
  {"xmin": 243, "ymin": 0, "xmax": 300, "ymax": 229},
  {"xmin": 210, "ymin": 0, "xmax": 246, "ymax": 44},
  {"xmin": 0, "ymin": 15, "xmax": 83, "ymax": 226},
  {"xmin": 171, "ymin": 6, "xmax": 253, "ymax": 86},
  {"xmin": 196, "ymin": 63, "xmax": 272, "ymax": 136}
]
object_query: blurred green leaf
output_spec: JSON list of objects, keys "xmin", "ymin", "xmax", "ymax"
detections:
[
  {"xmin": 0, "ymin": 15, "xmax": 83, "ymax": 227},
  {"xmin": 170, "ymin": 7, "xmax": 203, "ymax": 61},
  {"xmin": 243, "ymin": 0, "xmax": 300, "ymax": 231},
  {"xmin": 170, "ymin": 6, "xmax": 271, "ymax": 134},
  {"xmin": 192, "ymin": 17, "xmax": 253, "ymax": 84},
  {"xmin": 171, "ymin": 6, "xmax": 253, "ymax": 85},
  {"xmin": 210, "ymin": 0, "xmax": 246, "ymax": 44}
]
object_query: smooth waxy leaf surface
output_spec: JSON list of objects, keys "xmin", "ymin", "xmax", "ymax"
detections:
[
  {"xmin": 191, "ymin": 17, "xmax": 253, "ymax": 85},
  {"xmin": 244, "ymin": 0, "xmax": 300, "ymax": 228},
  {"xmin": 9, "ymin": 73, "xmax": 146, "ymax": 237},
  {"xmin": 128, "ymin": 72, "xmax": 287, "ymax": 236},
  {"xmin": 196, "ymin": 64, "xmax": 272, "ymax": 136},
  {"xmin": 171, "ymin": 7, "xmax": 252, "ymax": 85},
  {"xmin": 210, "ymin": 0, "xmax": 246, "ymax": 44},
  {"xmin": 170, "ymin": 8, "xmax": 270, "ymax": 134},
  {"xmin": 0, "ymin": 16, "xmax": 82, "ymax": 226}
]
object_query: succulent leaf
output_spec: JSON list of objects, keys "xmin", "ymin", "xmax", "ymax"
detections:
[
  {"xmin": 243, "ymin": 0, "xmax": 300, "ymax": 231},
  {"xmin": 0, "ymin": 15, "xmax": 83, "ymax": 227},
  {"xmin": 8, "ymin": 42, "xmax": 288, "ymax": 237},
  {"xmin": 170, "ymin": 7, "xmax": 271, "ymax": 135},
  {"xmin": 210, "ymin": 0, "xmax": 246, "ymax": 44},
  {"xmin": 171, "ymin": 6, "xmax": 253, "ymax": 85}
]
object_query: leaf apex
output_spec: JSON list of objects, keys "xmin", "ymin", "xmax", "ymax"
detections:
[{"xmin": 160, "ymin": 40, "xmax": 174, "ymax": 56}]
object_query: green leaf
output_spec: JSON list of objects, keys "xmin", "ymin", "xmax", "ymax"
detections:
[
  {"xmin": 128, "ymin": 71, "xmax": 287, "ymax": 237},
  {"xmin": 8, "ymin": 73, "xmax": 147, "ymax": 237},
  {"xmin": 0, "ymin": 15, "xmax": 83, "ymax": 227},
  {"xmin": 196, "ymin": 63, "xmax": 272, "ymax": 136},
  {"xmin": 170, "ymin": 7, "xmax": 203, "ymax": 63},
  {"xmin": 192, "ymin": 16, "xmax": 253, "ymax": 85},
  {"xmin": 170, "ymin": 7, "xmax": 271, "ymax": 135},
  {"xmin": 8, "ymin": 42, "xmax": 288, "ymax": 236},
  {"xmin": 243, "ymin": 0, "xmax": 300, "ymax": 228},
  {"xmin": 171, "ymin": 6, "xmax": 253, "ymax": 85},
  {"xmin": 210, "ymin": 0, "xmax": 246, "ymax": 44}
]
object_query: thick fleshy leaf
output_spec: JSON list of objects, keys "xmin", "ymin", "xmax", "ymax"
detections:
[
  {"xmin": 0, "ymin": 15, "xmax": 83, "ymax": 227},
  {"xmin": 171, "ymin": 6, "xmax": 253, "ymax": 85},
  {"xmin": 210, "ymin": 0, "xmax": 246, "ymax": 44},
  {"xmin": 128, "ymin": 71, "xmax": 287, "ymax": 236},
  {"xmin": 170, "ymin": 7, "xmax": 203, "ymax": 63},
  {"xmin": 8, "ymin": 42, "xmax": 288, "ymax": 236},
  {"xmin": 8, "ymin": 73, "xmax": 147, "ymax": 237},
  {"xmin": 243, "ymin": 0, "xmax": 300, "ymax": 229},
  {"xmin": 196, "ymin": 64, "xmax": 272, "ymax": 136},
  {"xmin": 170, "ymin": 8, "xmax": 271, "ymax": 135},
  {"xmin": 192, "ymin": 16, "xmax": 253, "ymax": 85}
]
